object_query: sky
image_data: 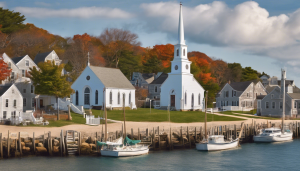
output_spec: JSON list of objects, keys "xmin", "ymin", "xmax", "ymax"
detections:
[{"xmin": 1, "ymin": 0, "xmax": 300, "ymax": 85}]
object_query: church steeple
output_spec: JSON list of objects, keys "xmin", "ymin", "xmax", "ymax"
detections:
[{"xmin": 178, "ymin": 3, "xmax": 185, "ymax": 45}]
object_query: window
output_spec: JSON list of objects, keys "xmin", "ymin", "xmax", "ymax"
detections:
[
  {"xmin": 109, "ymin": 92, "xmax": 113, "ymax": 104},
  {"xmin": 232, "ymin": 90, "xmax": 233, "ymax": 97},
  {"xmin": 25, "ymin": 60, "xmax": 29, "ymax": 67},
  {"xmin": 11, "ymin": 72, "xmax": 14, "ymax": 80},
  {"xmin": 23, "ymin": 89, "xmax": 26, "ymax": 93},
  {"xmin": 118, "ymin": 92, "xmax": 120, "ymax": 104},
  {"xmin": 11, "ymin": 111, "xmax": 16, "ymax": 118},
  {"xmin": 237, "ymin": 101, "xmax": 239, "ymax": 106},
  {"xmin": 234, "ymin": 91, "xmax": 236, "ymax": 97},
  {"xmin": 5, "ymin": 99, "xmax": 8, "ymax": 107},
  {"xmin": 23, "ymin": 98, "xmax": 26, "ymax": 107},
  {"xmin": 75, "ymin": 91, "xmax": 79, "ymax": 105},
  {"xmin": 191, "ymin": 94, "xmax": 194, "ymax": 107},
  {"xmin": 95, "ymin": 90, "xmax": 98, "ymax": 105},
  {"xmin": 185, "ymin": 92, "xmax": 187, "ymax": 105},
  {"xmin": 295, "ymin": 101, "xmax": 297, "ymax": 109},
  {"xmin": 31, "ymin": 85, "xmax": 34, "ymax": 93},
  {"xmin": 272, "ymin": 102, "xmax": 275, "ymax": 109},
  {"xmin": 84, "ymin": 87, "xmax": 90, "ymax": 105},
  {"xmin": 177, "ymin": 49, "xmax": 179, "ymax": 56},
  {"xmin": 183, "ymin": 49, "xmax": 185, "ymax": 56},
  {"xmin": 3, "ymin": 111, "xmax": 7, "ymax": 119},
  {"xmin": 266, "ymin": 102, "xmax": 269, "ymax": 109},
  {"xmin": 280, "ymin": 102, "xmax": 283, "ymax": 109},
  {"xmin": 12, "ymin": 89, "xmax": 14, "ymax": 94},
  {"xmin": 155, "ymin": 86, "xmax": 158, "ymax": 93},
  {"xmin": 32, "ymin": 98, "xmax": 35, "ymax": 107},
  {"xmin": 226, "ymin": 91, "xmax": 229, "ymax": 97},
  {"xmin": 198, "ymin": 94, "xmax": 201, "ymax": 105},
  {"xmin": 8, "ymin": 62, "xmax": 11, "ymax": 69},
  {"xmin": 22, "ymin": 70, "xmax": 25, "ymax": 77},
  {"xmin": 129, "ymin": 93, "xmax": 131, "ymax": 105},
  {"xmin": 247, "ymin": 93, "xmax": 249, "ymax": 97},
  {"xmin": 227, "ymin": 101, "xmax": 228, "ymax": 106},
  {"xmin": 271, "ymin": 94, "xmax": 274, "ymax": 99},
  {"xmin": 251, "ymin": 101, "xmax": 253, "ymax": 107},
  {"xmin": 13, "ymin": 100, "xmax": 16, "ymax": 107}
]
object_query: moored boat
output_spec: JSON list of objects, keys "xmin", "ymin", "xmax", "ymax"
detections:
[
  {"xmin": 253, "ymin": 128, "xmax": 293, "ymax": 142},
  {"xmin": 196, "ymin": 135, "xmax": 239, "ymax": 151}
]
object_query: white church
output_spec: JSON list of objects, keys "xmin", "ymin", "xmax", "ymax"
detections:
[
  {"xmin": 160, "ymin": 3, "xmax": 205, "ymax": 111},
  {"xmin": 71, "ymin": 60, "xmax": 137, "ymax": 110}
]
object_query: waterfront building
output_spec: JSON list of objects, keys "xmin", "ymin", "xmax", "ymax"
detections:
[
  {"xmin": 148, "ymin": 73, "xmax": 168, "ymax": 100},
  {"xmin": 216, "ymin": 81, "xmax": 267, "ymax": 111},
  {"xmin": 159, "ymin": 4, "xmax": 205, "ymax": 111},
  {"xmin": 0, "ymin": 84, "xmax": 23, "ymax": 120},
  {"xmin": 71, "ymin": 61, "xmax": 136, "ymax": 110}
]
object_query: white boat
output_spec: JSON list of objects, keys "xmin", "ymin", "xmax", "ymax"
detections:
[
  {"xmin": 99, "ymin": 137, "xmax": 149, "ymax": 157},
  {"xmin": 253, "ymin": 128, "xmax": 293, "ymax": 142},
  {"xmin": 196, "ymin": 135, "xmax": 239, "ymax": 151}
]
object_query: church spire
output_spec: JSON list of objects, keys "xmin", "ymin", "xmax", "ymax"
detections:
[
  {"xmin": 87, "ymin": 52, "xmax": 90, "ymax": 66},
  {"xmin": 178, "ymin": 3, "xmax": 185, "ymax": 45}
]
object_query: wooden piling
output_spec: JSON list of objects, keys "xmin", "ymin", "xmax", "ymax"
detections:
[
  {"xmin": 49, "ymin": 132, "xmax": 52, "ymax": 156},
  {"xmin": 131, "ymin": 128, "xmax": 133, "ymax": 139},
  {"xmin": 187, "ymin": 127, "xmax": 191, "ymax": 148},
  {"xmin": 194, "ymin": 127, "xmax": 197, "ymax": 142},
  {"xmin": 170, "ymin": 127, "xmax": 172, "ymax": 150},
  {"xmin": 234, "ymin": 125, "xmax": 237, "ymax": 139},
  {"xmin": 138, "ymin": 128, "xmax": 140, "ymax": 140},
  {"xmin": 146, "ymin": 128, "xmax": 148, "ymax": 137},
  {"xmin": 158, "ymin": 126, "xmax": 160, "ymax": 150},
  {"xmin": 180, "ymin": 126, "xmax": 183, "ymax": 146},
  {"xmin": 7, "ymin": 130, "xmax": 10, "ymax": 157},
  {"xmin": 152, "ymin": 127, "xmax": 155, "ymax": 149},
  {"xmin": 18, "ymin": 132, "xmax": 22, "ymax": 156},
  {"xmin": 0, "ymin": 133, "xmax": 3, "ymax": 159},
  {"xmin": 33, "ymin": 132, "xmax": 35, "ymax": 154},
  {"xmin": 60, "ymin": 130, "xmax": 63, "ymax": 156},
  {"xmin": 78, "ymin": 132, "xmax": 81, "ymax": 155}
]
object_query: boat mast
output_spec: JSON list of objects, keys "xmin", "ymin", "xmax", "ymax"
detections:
[
  {"xmin": 104, "ymin": 88, "xmax": 107, "ymax": 142},
  {"xmin": 281, "ymin": 69, "xmax": 286, "ymax": 133},
  {"xmin": 123, "ymin": 94, "xmax": 126, "ymax": 139},
  {"xmin": 205, "ymin": 91, "xmax": 208, "ymax": 140}
]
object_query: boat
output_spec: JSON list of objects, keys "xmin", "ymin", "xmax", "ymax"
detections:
[
  {"xmin": 196, "ymin": 91, "xmax": 242, "ymax": 151},
  {"xmin": 253, "ymin": 69, "xmax": 293, "ymax": 143},
  {"xmin": 253, "ymin": 127, "xmax": 293, "ymax": 142},
  {"xmin": 98, "ymin": 90, "xmax": 149, "ymax": 157}
]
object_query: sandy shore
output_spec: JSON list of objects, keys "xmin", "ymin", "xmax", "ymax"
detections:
[{"xmin": 0, "ymin": 113, "xmax": 293, "ymax": 138}]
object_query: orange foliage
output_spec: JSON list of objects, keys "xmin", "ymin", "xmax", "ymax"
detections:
[
  {"xmin": 198, "ymin": 72, "xmax": 216, "ymax": 84},
  {"xmin": 0, "ymin": 56, "xmax": 12, "ymax": 82},
  {"xmin": 152, "ymin": 44, "xmax": 174, "ymax": 68},
  {"xmin": 188, "ymin": 51, "xmax": 213, "ymax": 63},
  {"xmin": 73, "ymin": 33, "xmax": 92, "ymax": 52}
]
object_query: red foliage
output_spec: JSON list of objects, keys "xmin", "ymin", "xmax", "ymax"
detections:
[
  {"xmin": 188, "ymin": 51, "xmax": 213, "ymax": 63},
  {"xmin": 0, "ymin": 56, "xmax": 12, "ymax": 82},
  {"xmin": 152, "ymin": 44, "xmax": 174, "ymax": 68}
]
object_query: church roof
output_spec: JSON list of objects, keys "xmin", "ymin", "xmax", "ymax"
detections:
[
  {"xmin": 150, "ymin": 73, "xmax": 168, "ymax": 84},
  {"xmin": 12, "ymin": 56, "xmax": 26, "ymax": 64},
  {"xmin": 89, "ymin": 66, "xmax": 135, "ymax": 89},
  {"xmin": 229, "ymin": 81, "xmax": 252, "ymax": 91},
  {"xmin": 34, "ymin": 51, "xmax": 52, "ymax": 65}
]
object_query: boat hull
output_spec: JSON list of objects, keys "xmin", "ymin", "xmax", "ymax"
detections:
[
  {"xmin": 101, "ymin": 148, "xmax": 149, "ymax": 157},
  {"xmin": 196, "ymin": 139, "xmax": 239, "ymax": 151},
  {"xmin": 253, "ymin": 133, "xmax": 293, "ymax": 142}
]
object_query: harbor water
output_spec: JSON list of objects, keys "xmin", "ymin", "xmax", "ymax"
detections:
[{"xmin": 1, "ymin": 139, "xmax": 300, "ymax": 171}]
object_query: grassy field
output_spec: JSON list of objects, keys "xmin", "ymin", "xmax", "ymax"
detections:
[
  {"xmin": 91, "ymin": 108, "xmax": 245, "ymax": 123},
  {"xmin": 231, "ymin": 109, "xmax": 256, "ymax": 114},
  {"xmin": 219, "ymin": 111, "xmax": 280, "ymax": 120}
]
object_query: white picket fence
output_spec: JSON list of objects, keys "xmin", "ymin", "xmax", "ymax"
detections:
[
  {"xmin": 9, "ymin": 112, "xmax": 43, "ymax": 125},
  {"xmin": 85, "ymin": 115, "xmax": 101, "ymax": 125}
]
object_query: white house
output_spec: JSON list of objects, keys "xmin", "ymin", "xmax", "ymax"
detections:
[
  {"xmin": 160, "ymin": 4, "xmax": 205, "ymax": 111},
  {"xmin": 71, "ymin": 64, "xmax": 136, "ymax": 110},
  {"xmin": 34, "ymin": 50, "xmax": 62, "ymax": 66},
  {"xmin": 2, "ymin": 53, "xmax": 22, "ymax": 84},
  {"xmin": 0, "ymin": 84, "xmax": 23, "ymax": 120}
]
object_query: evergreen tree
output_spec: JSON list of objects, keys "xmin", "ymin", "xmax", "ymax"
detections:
[
  {"xmin": 118, "ymin": 50, "xmax": 142, "ymax": 79},
  {"xmin": 0, "ymin": 7, "xmax": 26, "ymax": 34},
  {"xmin": 241, "ymin": 67, "xmax": 259, "ymax": 81},
  {"xmin": 143, "ymin": 55, "xmax": 162, "ymax": 74},
  {"xmin": 29, "ymin": 61, "xmax": 74, "ymax": 120}
]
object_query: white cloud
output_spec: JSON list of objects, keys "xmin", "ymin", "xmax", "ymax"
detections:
[
  {"xmin": 140, "ymin": 1, "xmax": 300, "ymax": 75},
  {"xmin": 14, "ymin": 6, "xmax": 133, "ymax": 19},
  {"xmin": 35, "ymin": 2, "xmax": 52, "ymax": 7},
  {"xmin": 0, "ymin": 2, "xmax": 5, "ymax": 8}
]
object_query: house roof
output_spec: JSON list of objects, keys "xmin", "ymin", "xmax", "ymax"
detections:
[
  {"xmin": 293, "ymin": 86, "xmax": 300, "ymax": 93},
  {"xmin": 0, "ymin": 84, "xmax": 12, "ymax": 96},
  {"xmin": 142, "ymin": 73, "xmax": 155, "ymax": 80},
  {"xmin": 150, "ymin": 73, "xmax": 168, "ymax": 84},
  {"xmin": 34, "ymin": 51, "xmax": 52, "ymax": 65},
  {"xmin": 11, "ymin": 56, "xmax": 26, "ymax": 64},
  {"xmin": 229, "ymin": 81, "xmax": 252, "ymax": 91},
  {"xmin": 278, "ymin": 80, "xmax": 294, "ymax": 86},
  {"xmin": 256, "ymin": 95, "xmax": 266, "ymax": 99},
  {"xmin": 288, "ymin": 93, "xmax": 300, "ymax": 99},
  {"xmin": 89, "ymin": 66, "xmax": 135, "ymax": 89},
  {"xmin": 265, "ymin": 85, "xmax": 279, "ymax": 93}
]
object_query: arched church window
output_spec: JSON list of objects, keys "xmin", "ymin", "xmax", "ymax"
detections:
[
  {"xmin": 109, "ymin": 92, "xmax": 112, "ymax": 104},
  {"xmin": 185, "ymin": 92, "xmax": 187, "ymax": 105},
  {"xmin": 183, "ymin": 49, "xmax": 185, "ymax": 56},
  {"xmin": 191, "ymin": 94, "xmax": 194, "ymax": 107},
  {"xmin": 198, "ymin": 94, "xmax": 201, "ymax": 105},
  {"xmin": 118, "ymin": 92, "xmax": 120, "ymax": 104},
  {"xmin": 177, "ymin": 49, "xmax": 179, "ymax": 56},
  {"xmin": 84, "ymin": 87, "xmax": 90, "ymax": 105},
  {"xmin": 95, "ymin": 90, "xmax": 98, "ymax": 104},
  {"xmin": 76, "ymin": 91, "xmax": 78, "ymax": 106}
]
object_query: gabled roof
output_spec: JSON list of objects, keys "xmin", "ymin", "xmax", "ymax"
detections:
[
  {"xmin": 12, "ymin": 55, "xmax": 26, "ymax": 64},
  {"xmin": 0, "ymin": 84, "xmax": 12, "ymax": 96},
  {"xmin": 34, "ymin": 51, "xmax": 52, "ymax": 65},
  {"xmin": 256, "ymin": 95, "xmax": 266, "ymax": 99},
  {"xmin": 293, "ymin": 86, "xmax": 300, "ymax": 93},
  {"xmin": 150, "ymin": 73, "xmax": 168, "ymax": 84},
  {"xmin": 89, "ymin": 66, "xmax": 135, "ymax": 89},
  {"xmin": 287, "ymin": 93, "xmax": 300, "ymax": 99},
  {"xmin": 265, "ymin": 85, "xmax": 279, "ymax": 94},
  {"xmin": 278, "ymin": 80, "xmax": 294, "ymax": 86},
  {"xmin": 229, "ymin": 81, "xmax": 252, "ymax": 91}
]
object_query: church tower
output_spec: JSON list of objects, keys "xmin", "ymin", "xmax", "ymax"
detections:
[
  {"xmin": 159, "ymin": 3, "xmax": 205, "ymax": 111},
  {"xmin": 170, "ymin": 3, "xmax": 191, "ymax": 75}
]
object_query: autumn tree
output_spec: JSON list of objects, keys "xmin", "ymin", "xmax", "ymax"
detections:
[
  {"xmin": 0, "ymin": 55, "xmax": 11, "ymax": 83},
  {"xmin": 29, "ymin": 61, "xmax": 74, "ymax": 120},
  {"xmin": 211, "ymin": 59, "xmax": 228, "ymax": 86},
  {"xmin": 99, "ymin": 28, "xmax": 141, "ymax": 68},
  {"xmin": 152, "ymin": 44, "xmax": 174, "ymax": 69}
]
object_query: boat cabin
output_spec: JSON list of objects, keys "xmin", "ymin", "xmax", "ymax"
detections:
[{"xmin": 208, "ymin": 135, "xmax": 225, "ymax": 143}]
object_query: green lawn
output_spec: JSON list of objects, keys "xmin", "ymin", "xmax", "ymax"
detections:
[
  {"xmin": 231, "ymin": 109, "xmax": 256, "ymax": 115},
  {"xmin": 90, "ymin": 108, "xmax": 245, "ymax": 123},
  {"xmin": 219, "ymin": 111, "xmax": 279, "ymax": 120}
]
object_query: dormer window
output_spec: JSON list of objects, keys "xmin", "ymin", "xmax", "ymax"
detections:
[{"xmin": 25, "ymin": 60, "xmax": 29, "ymax": 67}]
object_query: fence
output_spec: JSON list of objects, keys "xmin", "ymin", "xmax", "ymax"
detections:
[{"xmin": 85, "ymin": 115, "xmax": 101, "ymax": 125}]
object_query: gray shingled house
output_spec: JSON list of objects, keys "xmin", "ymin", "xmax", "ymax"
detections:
[
  {"xmin": 148, "ymin": 73, "xmax": 168, "ymax": 100},
  {"xmin": 130, "ymin": 72, "xmax": 157, "ymax": 89},
  {"xmin": 216, "ymin": 81, "xmax": 267, "ymax": 111}
]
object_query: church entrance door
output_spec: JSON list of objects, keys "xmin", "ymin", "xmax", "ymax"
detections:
[{"xmin": 171, "ymin": 95, "xmax": 175, "ymax": 107}]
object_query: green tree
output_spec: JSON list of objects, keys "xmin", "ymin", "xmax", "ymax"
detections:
[
  {"xmin": 0, "ymin": 7, "xmax": 26, "ymax": 34},
  {"xmin": 241, "ymin": 67, "xmax": 259, "ymax": 81},
  {"xmin": 143, "ymin": 55, "xmax": 162, "ymax": 74},
  {"xmin": 228, "ymin": 63, "xmax": 243, "ymax": 82},
  {"xmin": 29, "ymin": 61, "xmax": 74, "ymax": 120},
  {"xmin": 118, "ymin": 50, "xmax": 142, "ymax": 79},
  {"xmin": 258, "ymin": 71, "xmax": 270, "ymax": 78}
]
